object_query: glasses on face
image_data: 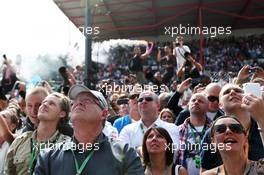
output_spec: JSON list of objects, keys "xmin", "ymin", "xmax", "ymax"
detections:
[
  {"xmin": 214, "ymin": 123, "xmax": 245, "ymax": 135},
  {"xmin": 138, "ymin": 97, "xmax": 154, "ymax": 103},
  {"xmin": 207, "ymin": 96, "xmax": 219, "ymax": 103},
  {"xmin": 73, "ymin": 98, "xmax": 102, "ymax": 109},
  {"xmin": 129, "ymin": 94, "xmax": 139, "ymax": 100}
]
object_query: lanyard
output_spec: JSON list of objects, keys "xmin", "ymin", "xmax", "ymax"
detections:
[
  {"xmin": 189, "ymin": 123, "xmax": 206, "ymax": 145},
  {"xmin": 28, "ymin": 133, "xmax": 60, "ymax": 174},
  {"xmin": 28, "ymin": 139, "xmax": 39, "ymax": 174},
  {"xmin": 140, "ymin": 123, "xmax": 145, "ymax": 135},
  {"xmin": 72, "ymin": 150, "xmax": 95, "ymax": 175}
]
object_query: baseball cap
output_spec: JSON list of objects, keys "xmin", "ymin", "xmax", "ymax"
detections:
[{"xmin": 68, "ymin": 84, "xmax": 108, "ymax": 109}]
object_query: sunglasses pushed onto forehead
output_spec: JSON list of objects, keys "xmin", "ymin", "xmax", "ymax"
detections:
[{"xmin": 214, "ymin": 123, "xmax": 246, "ymax": 135}]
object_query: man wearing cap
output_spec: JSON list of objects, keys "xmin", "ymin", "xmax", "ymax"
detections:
[{"xmin": 34, "ymin": 84, "xmax": 144, "ymax": 175}]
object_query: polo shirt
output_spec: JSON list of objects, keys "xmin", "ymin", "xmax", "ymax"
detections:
[
  {"xmin": 113, "ymin": 115, "xmax": 132, "ymax": 133},
  {"xmin": 119, "ymin": 117, "xmax": 179, "ymax": 148}
]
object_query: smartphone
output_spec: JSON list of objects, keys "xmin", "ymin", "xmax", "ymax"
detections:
[{"xmin": 243, "ymin": 83, "xmax": 262, "ymax": 98}]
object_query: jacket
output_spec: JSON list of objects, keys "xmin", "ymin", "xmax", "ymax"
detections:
[{"xmin": 33, "ymin": 133, "xmax": 144, "ymax": 175}]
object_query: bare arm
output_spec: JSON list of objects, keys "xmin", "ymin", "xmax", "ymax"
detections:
[
  {"xmin": 66, "ymin": 71, "xmax": 77, "ymax": 87},
  {"xmin": 177, "ymin": 63, "xmax": 185, "ymax": 78},
  {"xmin": 179, "ymin": 166, "xmax": 188, "ymax": 175},
  {"xmin": 0, "ymin": 115, "xmax": 15, "ymax": 144},
  {"xmin": 140, "ymin": 42, "xmax": 153, "ymax": 59},
  {"xmin": 242, "ymin": 93, "xmax": 264, "ymax": 145},
  {"xmin": 187, "ymin": 56, "xmax": 203, "ymax": 71}
]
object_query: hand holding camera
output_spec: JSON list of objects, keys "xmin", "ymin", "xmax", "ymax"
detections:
[{"xmin": 237, "ymin": 65, "xmax": 253, "ymax": 82}]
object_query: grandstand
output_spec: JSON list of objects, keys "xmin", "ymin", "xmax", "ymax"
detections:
[{"xmin": 52, "ymin": 0, "xmax": 264, "ymax": 86}]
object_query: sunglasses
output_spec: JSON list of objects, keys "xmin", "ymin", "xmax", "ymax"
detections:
[
  {"xmin": 129, "ymin": 94, "xmax": 139, "ymax": 100},
  {"xmin": 138, "ymin": 97, "xmax": 154, "ymax": 103},
  {"xmin": 117, "ymin": 99, "xmax": 129, "ymax": 105},
  {"xmin": 214, "ymin": 123, "xmax": 245, "ymax": 135},
  {"xmin": 207, "ymin": 96, "xmax": 219, "ymax": 102}
]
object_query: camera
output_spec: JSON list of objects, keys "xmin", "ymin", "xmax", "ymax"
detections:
[
  {"xmin": 184, "ymin": 52, "xmax": 192, "ymax": 59},
  {"xmin": 58, "ymin": 66, "xmax": 68, "ymax": 79},
  {"xmin": 248, "ymin": 67, "xmax": 261, "ymax": 74},
  {"xmin": 248, "ymin": 68, "xmax": 256, "ymax": 73}
]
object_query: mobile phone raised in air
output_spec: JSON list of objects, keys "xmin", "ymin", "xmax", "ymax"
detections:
[{"xmin": 243, "ymin": 83, "xmax": 261, "ymax": 98}]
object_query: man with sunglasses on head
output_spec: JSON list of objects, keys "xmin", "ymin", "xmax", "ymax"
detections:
[
  {"xmin": 119, "ymin": 90, "xmax": 179, "ymax": 149},
  {"xmin": 200, "ymin": 83, "xmax": 264, "ymax": 173},
  {"xmin": 113, "ymin": 87, "xmax": 141, "ymax": 133}
]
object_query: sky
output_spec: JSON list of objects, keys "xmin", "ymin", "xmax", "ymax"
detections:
[
  {"xmin": 0, "ymin": 0, "xmax": 85, "ymax": 63},
  {"xmin": 0, "ymin": 0, "xmax": 149, "ymax": 82}
]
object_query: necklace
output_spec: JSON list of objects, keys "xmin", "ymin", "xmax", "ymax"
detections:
[
  {"xmin": 147, "ymin": 166, "xmax": 169, "ymax": 175},
  {"xmin": 223, "ymin": 161, "xmax": 251, "ymax": 175}
]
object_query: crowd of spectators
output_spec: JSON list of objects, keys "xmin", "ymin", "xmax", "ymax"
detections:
[
  {"xmin": 95, "ymin": 35, "xmax": 264, "ymax": 86},
  {"xmin": 0, "ymin": 34, "xmax": 264, "ymax": 174}
]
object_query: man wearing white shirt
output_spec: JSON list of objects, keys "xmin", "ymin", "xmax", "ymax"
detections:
[
  {"xmin": 119, "ymin": 90, "xmax": 179, "ymax": 148},
  {"xmin": 173, "ymin": 36, "xmax": 191, "ymax": 71}
]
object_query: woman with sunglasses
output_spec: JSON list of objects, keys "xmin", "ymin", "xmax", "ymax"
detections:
[
  {"xmin": 142, "ymin": 127, "xmax": 188, "ymax": 175},
  {"xmin": 202, "ymin": 115, "xmax": 264, "ymax": 175}
]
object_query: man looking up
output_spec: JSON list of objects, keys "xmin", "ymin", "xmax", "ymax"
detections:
[{"xmin": 34, "ymin": 84, "xmax": 143, "ymax": 175}]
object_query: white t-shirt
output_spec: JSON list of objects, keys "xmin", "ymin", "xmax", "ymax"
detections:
[
  {"xmin": 206, "ymin": 111, "xmax": 217, "ymax": 121},
  {"xmin": 119, "ymin": 117, "xmax": 179, "ymax": 148},
  {"xmin": 103, "ymin": 121, "xmax": 119, "ymax": 139},
  {"xmin": 0, "ymin": 141, "xmax": 9, "ymax": 174},
  {"xmin": 174, "ymin": 45, "xmax": 191, "ymax": 71},
  {"xmin": 185, "ymin": 125, "xmax": 204, "ymax": 175}
]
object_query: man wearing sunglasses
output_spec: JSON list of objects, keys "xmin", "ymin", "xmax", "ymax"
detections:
[
  {"xmin": 204, "ymin": 83, "xmax": 224, "ymax": 121},
  {"xmin": 200, "ymin": 83, "xmax": 264, "ymax": 173},
  {"xmin": 113, "ymin": 89, "xmax": 141, "ymax": 133},
  {"xmin": 119, "ymin": 90, "xmax": 179, "ymax": 149}
]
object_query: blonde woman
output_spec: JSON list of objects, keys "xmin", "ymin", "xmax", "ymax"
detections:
[{"xmin": 160, "ymin": 108, "xmax": 176, "ymax": 123}]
